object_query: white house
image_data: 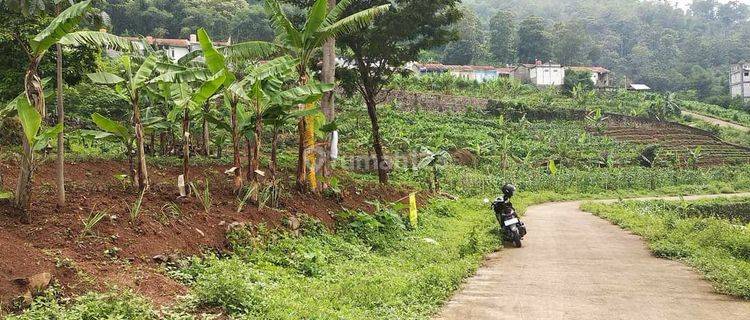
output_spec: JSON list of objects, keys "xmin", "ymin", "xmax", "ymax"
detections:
[
  {"xmin": 526, "ymin": 61, "xmax": 565, "ymax": 87},
  {"xmin": 447, "ymin": 65, "xmax": 505, "ymax": 83},
  {"xmin": 731, "ymin": 62, "xmax": 750, "ymax": 100},
  {"xmin": 121, "ymin": 34, "xmax": 230, "ymax": 62}
]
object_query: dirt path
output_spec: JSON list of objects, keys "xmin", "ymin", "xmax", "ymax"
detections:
[
  {"xmin": 437, "ymin": 193, "xmax": 750, "ymax": 320},
  {"xmin": 683, "ymin": 110, "xmax": 750, "ymax": 132}
]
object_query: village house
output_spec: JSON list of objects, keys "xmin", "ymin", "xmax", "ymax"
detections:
[
  {"xmin": 117, "ymin": 34, "xmax": 230, "ymax": 62},
  {"xmin": 731, "ymin": 62, "xmax": 750, "ymax": 100},
  {"xmin": 525, "ymin": 61, "xmax": 565, "ymax": 87},
  {"xmin": 409, "ymin": 63, "xmax": 514, "ymax": 83}
]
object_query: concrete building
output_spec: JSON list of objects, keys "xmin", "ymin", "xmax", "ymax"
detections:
[
  {"xmin": 731, "ymin": 62, "xmax": 750, "ymax": 100},
  {"xmin": 122, "ymin": 34, "xmax": 230, "ymax": 62},
  {"xmin": 527, "ymin": 61, "xmax": 565, "ymax": 87}
]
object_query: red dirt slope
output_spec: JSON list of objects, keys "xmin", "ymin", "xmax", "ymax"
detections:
[{"xmin": 0, "ymin": 159, "xmax": 416, "ymax": 310}]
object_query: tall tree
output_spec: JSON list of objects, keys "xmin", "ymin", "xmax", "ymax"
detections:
[
  {"xmin": 263, "ymin": 0, "xmax": 390, "ymax": 192},
  {"xmin": 320, "ymin": 0, "xmax": 336, "ymax": 186},
  {"xmin": 442, "ymin": 6, "xmax": 484, "ymax": 65},
  {"xmin": 488, "ymin": 10, "xmax": 516, "ymax": 65},
  {"xmin": 2, "ymin": 0, "xmax": 130, "ymax": 221},
  {"xmin": 517, "ymin": 15, "xmax": 551, "ymax": 63},
  {"xmin": 552, "ymin": 19, "xmax": 590, "ymax": 65},
  {"xmin": 337, "ymin": 0, "xmax": 460, "ymax": 184}
]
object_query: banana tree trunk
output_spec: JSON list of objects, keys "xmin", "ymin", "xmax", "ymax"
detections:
[
  {"xmin": 202, "ymin": 103, "xmax": 210, "ymax": 156},
  {"xmin": 15, "ymin": 136, "xmax": 34, "ymax": 223},
  {"xmin": 15, "ymin": 55, "xmax": 45, "ymax": 222},
  {"xmin": 182, "ymin": 107, "xmax": 190, "ymax": 182},
  {"xmin": 133, "ymin": 98, "xmax": 149, "ymax": 191},
  {"xmin": 230, "ymin": 99, "xmax": 243, "ymax": 192},
  {"xmin": 24, "ymin": 57, "xmax": 45, "ymax": 119},
  {"xmin": 270, "ymin": 127, "xmax": 279, "ymax": 183},
  {"xmin": 250, "ymin": 105, "xmax": 263, "ymax": 203},
  {"xmin": 127, "ymin": 141, "xmax": 135, "ymax": 187},
  {"xmin": 296, "ymin": 73, "xmax": 317, "ymax": 192},
  {"xmin": 55, "ymin": 39, "xmax": 65, "ymax": 206}
]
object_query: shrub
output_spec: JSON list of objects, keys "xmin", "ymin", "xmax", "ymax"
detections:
[{"xmin": 192, "ymin": 258, "xmax": 266, "ymax": 314}]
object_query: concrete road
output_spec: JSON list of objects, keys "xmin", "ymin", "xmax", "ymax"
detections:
[
  {"xmin": 437, "ymin": 194, "xmax": 750, "ymax": 320},
  {"xmin": 684, "ymin": 110, "xmax": 750, "ymax": 133}
]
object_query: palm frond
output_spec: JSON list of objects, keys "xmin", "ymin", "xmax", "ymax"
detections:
[
  {"xmin": 189, "ymin": 70, "xmax": 226, "ymax": 108},
  {"xmin": 302, "ymin": 0, "xmax": 329, "ymax": 41},
  {"xmin": 133, "ymin": 54, "xmax": 158, "ymax": 88},
  {"xmin": 222, "ymin": 41, "xmax": 282, "ymax": 63},
  {"xmin": 87, "ymin": 72, "xmax": 126, "ymax": 85},
  {"xmin": 272, "ymin": 82, "xmax": 334, "ymax": 105},
  {"xmin": 177, "ymin": 50, "xmax": 203, "ymax": 65},
  {"xmin": 59, "ymin": 31, "xmax": 133, "ymax": 52},
  {"xmin": 30, "ymin": 0, "xmax": 91, "ymax": 54},
  {"xmin": 324, "ymin": 0, "xmax": 353, "ymax": 26},
  {"xmin": 249, "ymin": 56, "xmax": 298, "ymax": 82},
  {"xmin": 318, "ymin": 4, "xmax": 389, "ymax": 43},
  {"xmin": 197, "ymin": 28, "xmax": 226, "ymax": 74},
  {"xmin": 264, "ymin": 0, "xmax": 302, "ymax": 48},
  {"xmin": 149, "ymin": 68, "xmax": 212, "ymax": 84}
]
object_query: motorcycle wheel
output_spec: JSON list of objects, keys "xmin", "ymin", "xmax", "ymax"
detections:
[{"xmin": 513, "ymin": 239, "xmax": 522, "ymax": 248}]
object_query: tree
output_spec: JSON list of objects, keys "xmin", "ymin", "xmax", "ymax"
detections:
[
  {"xmin": 442, "ymin": 6, "xmax": 483, "ymax": 65},
  {"xmin": 173, "ymin": 27, "xmax": 280, "ymax": 192},
  {"xmin": 88, "ymin": 54, "xmax": 160, "ymax": 191},
  {"xmin": 337, "ymin": 0, "xmax": 460, "ymax": 184},
  {"xmin": 488, "ymin": 10, "xmax": 516, "ymax": 65},
  {"xmin": 552, "ymin": 19, "xmax": 590, "ymax": 65},
  {"xmin": 263, "ymin": 0, "xmax": 390, "ymax": 191},
  {"xmin": 517, "ymin": 15, "xmax": 551, "ymax": 63},
  {"xmin": 3, "ymin": 0, "xmax": 130, "ymax": 221}
]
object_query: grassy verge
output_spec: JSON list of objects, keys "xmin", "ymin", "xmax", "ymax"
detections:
[{"xmin": 581, "ymin": 199, "xmax": 750, "ymax": 298}]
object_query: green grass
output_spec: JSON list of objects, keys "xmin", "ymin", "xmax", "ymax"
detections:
[
  {"xmin": 582, "ymin": 199, "xmax": 750, "ymax": 299},
  {"xmin": 171, "ymin": 198, "xmax": 502, "ymax": 319}
]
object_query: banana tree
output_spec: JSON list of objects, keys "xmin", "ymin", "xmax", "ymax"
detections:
[
  {"xmin": 417, "ymin": 147, "xmax": 451, "ymax": 193},
  {"xmin": 177, "ymin": 28, "xmax": 279, "ymax": 193},
  {"xmin": 168, "ymin": 70, "xmax": 228, "ymax": 183},
  {"xmin": 236, "ymin": 58, "xmax": 333, "ymax": 200},
  {"xmin": 13, "ymin": 96, "xmax": 63, "ymax": 222},
  {"xmin": 88, "ymin": 113, "xmax": 136, "ymax": 185},
  {"xmin": 264, "ymin": 0, "xmax": 390, "ymax": 192},
  {"xmin": 9, "ymin": 0, "xmax": 130, "ymax": 218},
  {"xmin": 87, "ymin": 54, "xmax": 159, "ymax": 191}
]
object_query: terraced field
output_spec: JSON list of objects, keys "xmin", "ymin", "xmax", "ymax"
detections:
[{"xmin": 596, "ymin": 117, "xmax": 750, "ymax": 166}]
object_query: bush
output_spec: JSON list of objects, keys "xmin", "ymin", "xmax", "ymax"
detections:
[
  {"xmin": 192, "ymin": 257, "xmax": 266, "ymax": 314},
  {"xmin": 8, "ymin": 290, "xmax": 156, "ymax": 320}
]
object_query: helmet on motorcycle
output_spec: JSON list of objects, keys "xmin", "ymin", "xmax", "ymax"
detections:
[{"xmin": 502, "ymin": 184, "xmax": 516, "ymax": 198}]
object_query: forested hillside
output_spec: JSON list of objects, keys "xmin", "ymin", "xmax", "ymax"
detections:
[{"xmin": 445, "ymin": 0, "xmax": 750, "ymax": 107}]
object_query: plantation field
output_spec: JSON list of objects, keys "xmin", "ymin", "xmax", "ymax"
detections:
[{"xmin": 598, "ymin": 118, "xmax": 750, "ymax": 167}]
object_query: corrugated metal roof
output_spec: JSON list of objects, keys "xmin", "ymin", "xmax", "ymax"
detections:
[{"xmin": 629, "ymin": 84, "xmax": 651, "ymax": 90}]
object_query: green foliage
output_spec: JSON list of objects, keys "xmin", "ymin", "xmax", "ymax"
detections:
[
  {"xmin": 583, "ymin": 199, "xmax": 750, "ymax": 298},
  {"xmin": 6, "ymin": 289, "xmax": 155, "ymax": 320},
  {"xmin": 80, "ymin": 210, "xmax": 107, "ymax": 236},
  {"xmin": 563, "ymin": 70, "xmax": 595, "ymax": 94}
]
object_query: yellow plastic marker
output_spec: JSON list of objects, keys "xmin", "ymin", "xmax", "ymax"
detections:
[{"xmin": 409, "ymin": 193, "xmax": 418, "ymax": 227}]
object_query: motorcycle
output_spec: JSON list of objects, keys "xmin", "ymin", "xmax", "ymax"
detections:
[{"xmin": 489, "ymin": 196, "xmax": 527, "ymax": 247}]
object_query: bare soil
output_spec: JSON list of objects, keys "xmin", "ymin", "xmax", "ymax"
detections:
[{"xmin": 0, "ymin": 159, "xmax": 417, "ymax": 309}]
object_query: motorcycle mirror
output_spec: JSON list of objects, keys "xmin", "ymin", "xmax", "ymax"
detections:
[{"xmin": 483, "ymin": 198, "xmax": 490, "ymax": 204}]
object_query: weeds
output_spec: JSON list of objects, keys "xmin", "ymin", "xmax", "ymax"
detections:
[
  {"xmin": 156, "ymin": 202, "xmax": 182, "ymax": 224},
  {"xmin": 190, "ymin": 179, "xmax": 212, "ymax": 214},
  {"xmin": 128, "ymin": 190, "xmax": 145, "ymax": 224},
  {"xmin": 236, "ymin": 185, "xmax": 256, "ymax": 213},
  {"xmin": 80, "ymin": 210, "xmax": 107, "ymax": 237}
]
